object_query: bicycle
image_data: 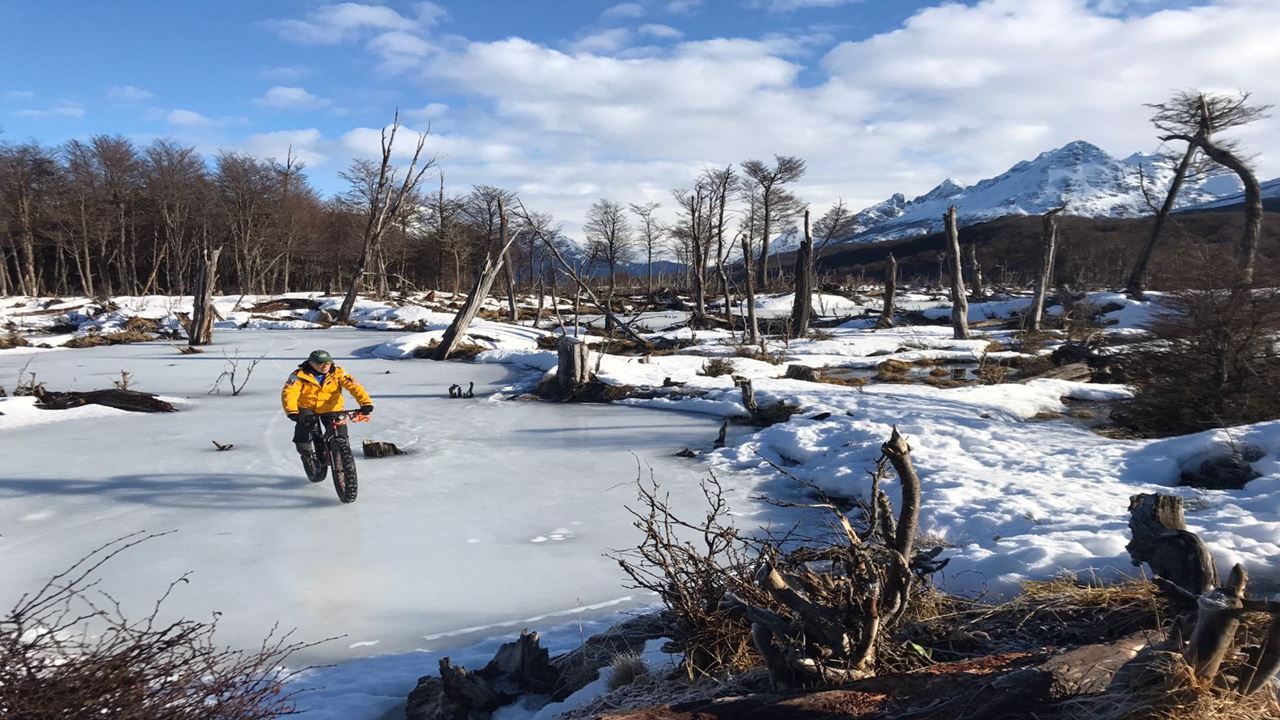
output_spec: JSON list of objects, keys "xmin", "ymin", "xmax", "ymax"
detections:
[{"xmin": 298, "ymin": 409, "xmax": 368, "ymax": 503}]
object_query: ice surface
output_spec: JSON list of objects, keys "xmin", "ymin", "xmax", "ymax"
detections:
[{"xmin": 0, "ymin": 330, "xmax": 741, "ymax": 670}]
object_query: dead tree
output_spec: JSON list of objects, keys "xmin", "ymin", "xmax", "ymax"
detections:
[
  {"xmin": 1150, "ymin": 91, "xmax": 1272, "ymax": 286},
  {"xmin": 1125, "ymin": 147, "xmax": 1198, "ymax": 299},
  {"xmin": 742, "ymin": 156, "xmax": 806, "ymax": 288},
  {"xmin": 1126, "ymin": 492, "xmax": 1280, "ymax": 694},
  {"xmin": 740, "ymin": 235, "xmax": 760, "ymax": 344},
  {"xmin": 188, "ymin": 247, "xmax": 221, "ymax": 347},
  {"xmin": 337, "ymin": 110, "xmax": 434, "ymax": 323},
  {"xmin": 943, "ymin": 206, "xmax": 969, "ymax": 340},
  {"xmin": 433, "ymin": 198, "xmax": 520, "ymax": 360},
  {"xmin": 965, "ymin": 243, "xmax": 984, "ymax": 302},
  {"xmin": 1029, "ymin": 208, "xmax": 1064, "ymax": 332},
  {"xmin": 721, "ymin": 428, "xmax": 925, "ymax": 688},
  {"xmin": 556, "ymin": 336, "xmax": 590, "ymax": 393},
  {"xmin": 789, "ymin": 209, "xmax": 814, "ymax": 338},
  {"xmin": 877, "ymin": 253, "xmax": 896, "ymax": 329}
]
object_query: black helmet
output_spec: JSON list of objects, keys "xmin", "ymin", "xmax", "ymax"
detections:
[{"xmin": 308, "ymin": 350, "xmax": 333, "ymax": 364}]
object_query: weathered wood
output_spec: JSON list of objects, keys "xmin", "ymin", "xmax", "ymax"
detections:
[
  {"xmin": 943, "ymin": 206, "xmax": 969, "ymax": 340},
  {"xmin": 1029, "ymin": 208, "xmax": 1063, "ymax": 332},
  {"xmin": 740, "ymin": 235, "xmax": 760, "ymax": 344},
  {"xmin": 549, "ymin": 613, "xmax": 672, "ymax": 701},
  {"xmin": 994, "ymin": 630, "xmax": 1164, "ymax": 699},
  {"xmin": 1125, "ymin": 493, "xmax": 1217, "ymax": 599},
  {"xmin": 434, "ymin": 201, "xmax": 521, "ymax": 361},
  {"xmin": 877, "ymin": 253, "xmax": 896, "ymax": 329},
  {"xmin": 965, "ymin": 243, "xmax": 985, "ymax": 302},
  {"xmin": 409, "ymin": 630, "xmax": 561, "ymax": 720},
  {"xmin": 188, "ymin": 247, "xmax": 221, "ymax": 347},
  {"xmin": 34, "ymin": 387, "xmax": 176, "ymax": 413},
  {"xmin": 784, "ymin": 364, "xmax": 818, "ymax": 382},
  {"xmin": 556, "ymin": 336, "xmax": 590, "ymax": 392},
  {"xmin": 1187, "ymin": 563, "xmax": 1247, "ymax": 682},
  {"xmin": 734, "ymin": 376, "xmax": 758, "ymax": 414},
  {"xmin": 362, "ymin": 440, "xmax": 405, "ymax": 458},
  {"xmin": 789, "ymin": 209, "xmax": 814, "ymax": 338},
  {"xmin": 881, "ymin": 427, "xmax": 920, "ymax": 621}
]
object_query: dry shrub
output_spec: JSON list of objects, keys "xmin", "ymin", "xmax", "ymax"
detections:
[
  {"xmin": 808, "ymin": 329, "xmax": 836, "ymax": 341},
  {"xmin": 1119, "ymin": 289, "xmax": 1280, "ymax": 436},
  {"xmin": 607, "ymin": 653, "xmax": 651, "ymax": 691},
  {"xmin": 976, "ymin": 352, "xmax": 1011, "ymax": 385},
  {"xmin": 535, "ymin": 334, "xmax": 561, "ymax": 350},
  {"xmin": 733, "ymin": 346, "xmax": 784, "ymax": 365},
  {"xmin": 64, "ymin": 329, "xmax": 155, "ymax": 348},
  {"xmin": 699, "ymin": 357, "xmax": 736, "ymax": 377},
  {"xmin": 817, "ymin": 373, "xmax": 867, "ymax": 390},
  {"xmin": 611, "ymin": 474, "xmax": 764, "ymax": 679},
  {"xmin": 412, "ymin": 340, "xmax": 487, "ymax": 360},
  {"xmin": 0, "ymin": 533, "xmax": 314, "ymax": 719},
  {"xmin": 0, "ymin": 329, "xmax": 29, "ymax": 349}
]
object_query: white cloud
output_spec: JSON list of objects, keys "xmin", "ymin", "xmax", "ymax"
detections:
[
  {"xmin": 242, "ymin": 128, "xmax": 328, "ymax": 165},
  {"xmin": 255, "ymin": 86, "xmax": 332, "ymax": 110},
  {"xmin": 415, "ymin": 1, "xmax": 448, "ymax": 26},
  {"xmin": 3, "ymin": 90, "xmax": 36, "ymax": 101},
  {"xmin": 570, "ymin": 28, "xmax": 633, "ymax": 55},
  {"xmin": 760, "ymin": 0, "xmax": 862, "ymax": 11},
  {"xmin": 666, "ymin": 0, "xmax": 702, "ymax": 13},
  {"xmin": 603, "ymin": 3, "xmax": 647, "ymax": 20},
  {"xmin": 638, "ymin": 23, "xmax": 683, "ymax": 38},
  {"xmin": 108, "ymin": 85, "xmax": 154, "ymax": 102},
  {"xmin": 167, "ymin": 109, "xmax": 215, "ymax": 126},
  {"xmin": 15, "ymin": 102, "xmax": 84, "ymax": 118},
  {"xmin": 269, "ymin": 2, "xmax": 420, "ymax": 44},
  {"xmin": 405, "ymin": 102, "xmax": 449, "ymax": 121}
]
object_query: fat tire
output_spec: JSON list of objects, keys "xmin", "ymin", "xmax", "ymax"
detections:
[{"xmin": 330, "ymin": 437, "xmax": 359, "ymax": 503}]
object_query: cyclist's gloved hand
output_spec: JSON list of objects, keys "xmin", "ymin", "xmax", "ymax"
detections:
[
  {"xmin": 360, "ymin": 405, "xmax": 373, "ymax": 416},
  {"xmin": 287, "ymin": 412, "xmax": 299, "ymax": 422}
]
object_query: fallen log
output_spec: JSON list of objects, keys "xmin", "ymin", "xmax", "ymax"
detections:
[{"xmin": 34, "ymin": 387, "xmax": 176, "ymax": 413}]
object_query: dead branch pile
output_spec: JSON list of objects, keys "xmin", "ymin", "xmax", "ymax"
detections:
[
  {"xmin": 34, "ymin": 386, "xmax": 176, "ymax": 412},
  {"xmin": 0, "ymin": 533, "xmax": 311, "ymax": 719}
]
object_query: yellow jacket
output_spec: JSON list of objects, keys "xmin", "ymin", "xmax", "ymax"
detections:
[{"xmin": 281, "ymin": 364, "xmax": 372, "ymax": 415}]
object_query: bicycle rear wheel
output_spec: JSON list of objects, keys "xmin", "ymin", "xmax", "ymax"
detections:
[{"xmin": 330, "ymin": 437, "xmax": 359, "ymax": 503}]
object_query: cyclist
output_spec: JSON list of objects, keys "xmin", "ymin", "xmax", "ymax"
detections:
[{"xmin": 281, "ymin": 350, "xmax": 373, "ymax": 458}]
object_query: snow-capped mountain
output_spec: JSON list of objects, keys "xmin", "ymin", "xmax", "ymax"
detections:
[
  {"xmin": 829, "ymin": 140, "xmax": 1245, "ymax": 246},
  {"xmin": 1188, "ymin": 177, "xmax": 1280, "ymax": 211}
]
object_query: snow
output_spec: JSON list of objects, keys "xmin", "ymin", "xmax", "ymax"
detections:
[{"xmin": 6, "ymin": 288, "xmax": 1280, "ymax": 716}]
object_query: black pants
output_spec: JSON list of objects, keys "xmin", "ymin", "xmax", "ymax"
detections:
[{"xmin": 292, "ymin": 414, "xmax": 349, "ymax": 448}]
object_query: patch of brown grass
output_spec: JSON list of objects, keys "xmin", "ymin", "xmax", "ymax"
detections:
[
  {"xmin": 64, "ymin": 329, "xmax": 155, "ymax": 348},
  {"xmin": 733, "ymin": 346, "xmax": 784, "ymax": 365},
  {"xmin": 0, "ymin": 331, "xmax": 29, "ymax": 350},
  {"xmin": 411, "ymin": 340, "xmax": 487, "ymax": 360},
  {"xmin": 699, "ymin": 357, "xmax": 736, "ymax": 378},
  {"xmin": 1062, "ymin": 652, "xmax": 1280, "ymax": 720},
  {"xmin": 816, "ymin": 374, "xmax": 867, "ymax": 389}
]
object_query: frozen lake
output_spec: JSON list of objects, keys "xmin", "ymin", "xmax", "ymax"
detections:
[{"xmin": 0, "ymin": 330, "xmax": 745, "ymax": 664}]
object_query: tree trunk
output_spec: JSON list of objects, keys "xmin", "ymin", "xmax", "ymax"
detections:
[
  {"xmin": 944, "ymin": 206, "xmax": 969, "ymax": 340},
  {"xmin": 1125, "ymin": 493, "xmax": 1218, "ymax": 600},
  {"xmin": 1029, "ymin": 208, "xmax": 1063, "ymax": 333},
  {"xmin": 741, "ymin": 236, "xmax": 759, "ymax": 345},
  {"xmin": 789, "ymin": 209, "xmax": 813, "ymax": 338},
  {"xmin": 1186, "ymin": 564, "xmax": 1247, "ymax": 682},
  {"xmin": 1193, "ymin": 138, "xmax": 1263, "ymax": 286},
  {"xmin": 504, "ymin": 217, "xmax": 519, "ymax": 323},
  {"xmin": 756, "ymin": 200, "xmax": 771, "ymax": 290},
  {"xmin": 877, "ymin": 253, "xmax": 896, "ymax": 329},
  {"xmin": 188, "ymin": 247, "xmax": 221, "ymax": 347},
  {"xmin": 965, "ymin": 243, "xmax": 984, "ymax": 302},
  {"xmin": 1126, "ymin": 146, "xmax": 1195, "ymax": 298}
]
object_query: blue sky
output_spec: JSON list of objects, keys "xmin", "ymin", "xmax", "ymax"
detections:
[{"xmin": 2, "ymin": 0, "xmax": 1276, "ymax": 235}]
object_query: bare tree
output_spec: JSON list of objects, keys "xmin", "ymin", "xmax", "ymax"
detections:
[
  {"xmin": 583, "ymin": 198, "xmax": 634, "ymax": 330},
  {"xmin": 629, "ymin": 201, "xmax": 664, "ymax": 297},
  {"xmin": 1029, "ymin": 208, "xmax": 1064, "ymax": 332},
  {"xmin": 741, "ymin": 155, "xmax": 805, "ymax": 288},
  {"xmin": 337, "ymin": 111, "xmax": 435, "ymax": 323},
  {"xmin": 789, "ymin": 209, "xmax": 814, "ymax": 338},
  {"xmin": 1149, "ymin": 90, "xmax": 1271, "ymax": 286},
  {"xmin": 878, "ymin": 252, "xmax": 897, "ymax": 329}
]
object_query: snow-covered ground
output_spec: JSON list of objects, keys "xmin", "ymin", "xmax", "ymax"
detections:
[{"xmin": 5, "ymin": 289, "xmax": 1280, "ymax": 718}]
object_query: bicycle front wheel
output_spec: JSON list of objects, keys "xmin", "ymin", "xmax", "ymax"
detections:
[{"xmin": 330, "ymin": 437, "xmax": 359, "ymax": 503}]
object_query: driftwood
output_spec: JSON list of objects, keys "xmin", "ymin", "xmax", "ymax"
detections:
[
  {"xmin": 362, "ymin": 440, "xmax": 405, "ymax": 458},
  {"xmin": 34, "ymin": 387, "xmax": 176, "ymax": 413}
]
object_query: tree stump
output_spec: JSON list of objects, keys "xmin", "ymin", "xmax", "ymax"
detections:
[
  {"xmin": 1126, "ymin": 493, "xmax": 1217, "ymax": 600},
  {"xmin": 784, "ymin": 364, "xmax": 819, "ymax": 382},
  {"xmin": 556, "ymin": 336, "xmax": 590, "ymax": 392},
  {"xmin": 362, "ymin": 440, "xmax": 405, "ymax": 458}
]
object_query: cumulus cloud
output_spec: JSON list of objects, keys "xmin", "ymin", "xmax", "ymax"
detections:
[
  {"xmin": 638, "ymin": 23, "xmax": 683, "ymax": 39},
  {"xmin": 269, "ymin": 2, "xmax": 420, "ymax": 44},
  {"xmin": 602, "ymin": 3, "xmax": 647, "ymax": 20},
  {"xmin": 242, "ymin": 128, "xmax": 328, "ymax": 165},
  {"xmin": 255, "ymin": 86, "xmax": 332, "ymax": 110},
  {"xmin": 108, "ymin": 85, "xmax": 154, "ymax": 102},
  {"xmin": 570, "ymin": 28, "xmax": 633, "ymax": 54},
  {"xmin": 167, "ymin": 109, "xmax": 216, "ymax": 126}
]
